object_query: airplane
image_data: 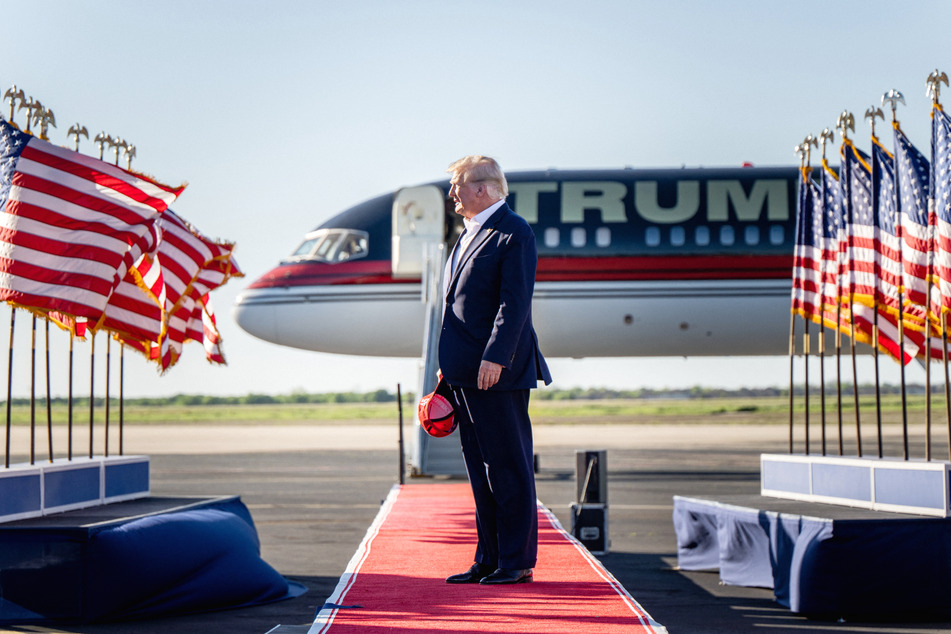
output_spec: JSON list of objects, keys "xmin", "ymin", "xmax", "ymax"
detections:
[{"xmin": 232, "ymin": 165, "xmax": 799, "ymax": 360}]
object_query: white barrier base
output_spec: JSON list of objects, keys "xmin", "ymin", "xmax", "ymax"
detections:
[
  {"xmin": 761, "ymin": 453, "xmax": 951, "ymax": 517},
  {"xmin": 0, "ymin": 455, "xmax": 150, "ymax": 523}
]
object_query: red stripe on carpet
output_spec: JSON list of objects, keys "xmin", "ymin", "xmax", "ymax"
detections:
[{"xmin": 311, "ymin": 483, "xmax": 666, "ymax": 634}]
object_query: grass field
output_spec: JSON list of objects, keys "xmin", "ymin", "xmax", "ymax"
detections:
[{"xmin": 1, "ymin": 393, "xmax": 946, "ymax": 426}]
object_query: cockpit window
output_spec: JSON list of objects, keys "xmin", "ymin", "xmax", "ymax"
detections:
[
  {"xmin": 285, "ymin": 229, "xmax": 369, "ymax": 264},
  {"xmin": 291, "ymin": 237, "xmax": 321, "ymax": 258}
]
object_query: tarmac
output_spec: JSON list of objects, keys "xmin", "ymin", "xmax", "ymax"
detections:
[{"xmin": 4, "ymin": 421, "xmax": 951, "ymax": 634}]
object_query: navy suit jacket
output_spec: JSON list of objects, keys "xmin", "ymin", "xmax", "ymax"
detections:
[{"xmin": 439, "ymin": 203, "xmax": 552, "ymax": 390}]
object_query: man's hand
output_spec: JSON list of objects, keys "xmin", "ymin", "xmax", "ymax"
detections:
[{"xmin": 478, "ymin": 360, "xmax": 503, "ymax": 390}]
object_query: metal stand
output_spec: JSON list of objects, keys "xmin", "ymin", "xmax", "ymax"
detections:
[
  {"xmin": 410, "ymin": 242, "xmax": 465, "ymax": 476},
  {"xmin": 571, "ymin": 449, "xmax": 609, "ymax": 554}
]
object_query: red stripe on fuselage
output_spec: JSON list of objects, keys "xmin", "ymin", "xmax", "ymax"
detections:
[
  {"xmin": 246, "ymin": 254, "xmax": 793, "ymax": 289},
  {"xmin": 246, "ymin": 260, "xmax": 397, "ymax": 288},
  {"xmin": 536, "ymin": 254, "xmax": 791, "ymax": 281}
]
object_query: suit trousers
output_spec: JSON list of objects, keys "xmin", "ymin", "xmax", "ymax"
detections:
[{"xmin": 451, "ymin": 386, "xmax": 538, "ymax": 570}]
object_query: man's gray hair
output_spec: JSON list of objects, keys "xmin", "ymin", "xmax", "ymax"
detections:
[{"xmin": 447, "ymin": 155, "xmax": 509, "ymax": 199}]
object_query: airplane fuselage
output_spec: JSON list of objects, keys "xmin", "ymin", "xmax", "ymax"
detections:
[{"xmin": 233, "ymin": 166, "xmax": 797, "ymax": 358}]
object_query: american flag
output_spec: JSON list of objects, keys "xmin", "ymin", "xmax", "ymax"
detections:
[
  {"xmin": 922, "ymin": 104, "xmax": 951, "ymax": 361},
  {"xmin": 895, "ymin": 125, "xmax": 933, "ymax": 312},
  {"xmin": 160, "ymin": 211, "xmax": 241, "ymax": 308},
  {"xmin": 143, "ymin": 210, "xmax": 238, "ymax": 313},
  {"xmin": 789, "ymin": 163, "xmax": 847, "ymax": 336},
  {"xmin": 850, "ymin": 302, "xmax": 918, "ymax": 364},
  {"xmin": 106, "ymin": 210, "xmax": 241, "ymax": 370},
  {"xmin": 790, "ymin": 164, "xmax": 807, "ymax": 316},
  {"xmin": 842, "ymin": 136, "xmax": 923, "ymax": 365},
  {"xmin": 0, "ymin": 118, "xmax": 183, "ymax": 325},
  {"xmin": 166, "ymin": 293, "xmax": 226, "ymax": 368},
  {"xmin": 197, "ymin": 295, "xmax": 225, "ymax": 364},
  {"xmin": 921, "ymin": 331, "xmax": 951, "ymax": 361},
  {"xmin": 101, "ymin": 266, "xmax": 164, "ymax": 347},
  {"xmin": 819, "ymin": 160, "xmax": 844, "ymax": 314},
  {"xmin": 872, "ymin": 137, "xmax": 905, "ymax": 316},
  {"xmin": 842, "ymin": 141, "xmax": 876, "ymax": 309},
  {"xmin": 840, "ymin": 139, "xmax": 918, "ymax": 365},
  {"xmin": 154, "ymin": 213, "xmax": 240, "ymax": 370},
  {"xmin": 47, "ymin": 311, "xmax": 87, "ymax": 338},
  {"xmin": 791, "ymin": 166, "xmax": 825, "ymax": 323},
  {"xmin": 932, "ymin": 105, "xmax": 951, "ymax": 315}
]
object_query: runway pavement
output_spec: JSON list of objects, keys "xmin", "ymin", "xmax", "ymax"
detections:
[{"xmin": 4, "ymin": 421, "xmax": 951, "ymax": 634}]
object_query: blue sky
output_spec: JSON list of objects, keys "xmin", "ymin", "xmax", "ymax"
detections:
[{"xmin": 2, "ymin": 0, "xmax": 950, "ymax": 397}]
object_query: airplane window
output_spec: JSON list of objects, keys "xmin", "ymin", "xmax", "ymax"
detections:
[
  {"xmin": 544, "ymin": 228, "xmax": 560, "ymax": 248},
  {"xmin": 670, "ymin": 226, "xmax": 685, "ymax": 247},
  {"xmin": 332, "ymin": 232, "xmax": 369, "ymax": 262},
  {"xmin": 315, "ymin": 234, "xmax": 338, "ymax": 259},
  {"xmin": 571, "ymin": 228, "xmax": 586, "ymax": 248},
  {"xmin": 284, "ymin": 229, "xmax": 369, "ymax": 263},
  {"xmin": 695, "ymin": 226, "xmax": 710, "ymax": 246},
  {"xmin": 291, "ymin": 237, "xmax": 321, "ymax": 258},
  {"xmin": 719, "ymin": 226, "xmax": 735, "ymax": 246},
  {"xmin": 770, "ymin": 225, "xmax": 784, "ymax": 245},
  {"xmin": 745, "ymin": 226, "xmax": 760, "ymax": 245},
  {"xmin": 645, "ymin": 226, "xmax": 660, "ymax": 247},
  {"xmin": 595, "ymin": 227, "xmax": 611, "ymax": 247}
]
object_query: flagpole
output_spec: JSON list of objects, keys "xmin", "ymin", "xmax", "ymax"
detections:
[
  {"xmin": 926, "ymin": 284, "xmax": 934, "ymax": 462},
  {"xmin": 845, "ymin": 264, "xmax": 862, "ymax": 457},
  {"xmin": 865, "ymin": 106, "xmax": 886, "ymax": 459},
  {"xmin": 836, "ymin": 303, "xmax": 844, "ymax": 455},
  {"xmin": 788, "ymin": 313, "xmax": 796, "ymax": 454},
  {"xmin": 831, "ymin": 119, "xmax": 848, "ymax": 457},
  {"xmin": 89, "ymin": 333, "xmax": 95, "ymax": 459},
  {"xmin": 933, "ymin": 105, "xmax": 951, "ymax": 462},
  {"xmin": 926, "ymin": 71, "xmax": 949, "ymax": 462},
  {"xmin": 819, "ymin": 325, "xmax": 827, "ymax": 454},
  {"xmin": 102, "ymin": 146, "xmax": 125, "ymax": 460},
  {"xmin": 800, "ymin": 136, "xmax": 818, "ymax": 456},
  {"xmin": 817, "ymin": 128, "xmax": 835, "ymax": 457},
  {"xmin": 838, "ymin": 114, "xmax": 863, "ymax": 458},
  {"xmin": 30, "ymin": 315, "xmax": 36, "ymax": 465},
  {"xmin": 886, "ymin": 94, "xmax": 912, "ymax": 460},
  {"xmin": 927, "ymin": 70, "xmax": 951, "ymax": 462},
  {"xmin": 944, "ymin": 314, "xmax": 951, "ymax": 461},
  {"xmin": 804, "ymin": 319, "xmax": 811, "ymax": 455},
  {"xmin": 891, "ymin": 118, "xmax": 935, "ymax": 456},
  {"xmin": 898, "ymin": 303, "xmax": 909, "ymax": 460},
  {"xmin": 68, "ymin": 329, "xmax": 73, "ymax": 461},
  {"xmin": 925, "ymin": 180, "xmax": 935, "ymax": 463},
  {"xmin": 872, "ymin": 323, "xmax": 883, "ymax": 457},
  {"xmin": 790, "ymin": 144, "xmax": 809, "ymax": 455},
  {"xmin": 119, "ymin": 343, "xmax": 124, "ymax": 456},
  {"xmin": 45, "ymin": 320, "xmax": 52, "ymax": 463},
  {"xmin": 849, "ymin": 318, "xmax": 862, "ymax": 457},
  {"xmin": 104, "ymin": 336, "xmax": 110, "ymax": 458},
  {"xmin": 4, "ymin": 310, "xmax": 14, "ymax": 469}
]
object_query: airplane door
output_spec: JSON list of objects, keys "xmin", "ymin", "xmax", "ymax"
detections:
[
  {"xmin": 392, "ymin": 185, "xmax": 446, "ymax": 279},
  {"xmin": 394, "ymin": 185, "xmax": 466, "ymax": 476}
]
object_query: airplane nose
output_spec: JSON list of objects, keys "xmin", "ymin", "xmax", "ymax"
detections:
[{"xmin": 232, "ymin": 293, "xmax": 279, "ymax": 344}]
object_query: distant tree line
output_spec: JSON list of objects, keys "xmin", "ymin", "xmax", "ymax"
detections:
[
  {"xmin": 532, "ymin": 384, "xmax": 931, "ymax": 400},
  {"xmin": 0, "ymin": 384, "xmax": 934, "ymax": 407},
  {"xmin": 1, "ymin": 389, "xmax": 401, "ymax": 408}
]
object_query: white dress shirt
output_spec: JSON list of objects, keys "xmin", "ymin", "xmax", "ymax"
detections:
[{"xmin": 443, "ymin": 199, "xmax": 505, "ymax": 297}]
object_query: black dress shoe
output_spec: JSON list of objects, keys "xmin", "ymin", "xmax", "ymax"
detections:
[
  {"xmin": 480, "ymin": 568, "xmax": 533, "ymax": 585},
  {"xmin": 446, "ymin": 562, "xmax": 495, "ymax": 584}
]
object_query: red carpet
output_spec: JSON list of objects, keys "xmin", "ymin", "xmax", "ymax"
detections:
[{"xmin": 311, "ymin": 483, "xmax": 666, "ymax": 634}]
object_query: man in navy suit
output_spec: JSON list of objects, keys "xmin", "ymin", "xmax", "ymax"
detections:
[{"xmin": 440, "ymin": 155, "xmax": 552, "ymax": 586}]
